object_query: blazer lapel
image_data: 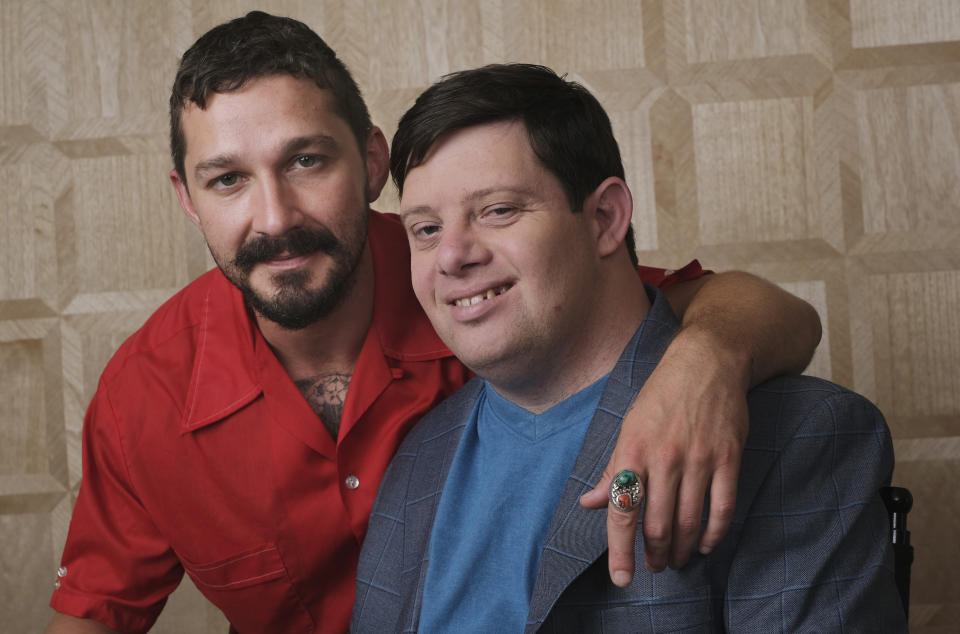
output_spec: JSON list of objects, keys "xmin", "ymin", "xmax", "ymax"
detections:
[
  {"xmin": 526, "ymin": 287, "xmax": 680, "ymax": 629},
  {"xmin": 398, "ymin": 379, "xmax": 484, "ymax": 631}
]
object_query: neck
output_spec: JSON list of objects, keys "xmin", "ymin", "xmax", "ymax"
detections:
[
  {"xmin": 256, "ymin": 243, "xmax": 375, "ymax": 381},
  {"xmin": 487, "ymin": 260, "xmax": 650, "ymax": 414}
]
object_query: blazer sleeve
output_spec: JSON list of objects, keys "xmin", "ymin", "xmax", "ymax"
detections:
[{"xmin": 725, "ymin": 387, "xmax": 907, "ymax": 632}]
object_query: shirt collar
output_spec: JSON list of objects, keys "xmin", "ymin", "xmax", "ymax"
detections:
[
  {"xmin": 179, "ymin": 211, "xmax": 452, "ymax": 434},
  {"xmin": 179, "ymin": 269, "xmax": 263, "ymax": 433}
]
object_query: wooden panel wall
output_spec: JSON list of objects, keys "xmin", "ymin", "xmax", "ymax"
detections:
[{"xmin": 2, "ymin": 1, "xmax": 957, "ymax": 631}]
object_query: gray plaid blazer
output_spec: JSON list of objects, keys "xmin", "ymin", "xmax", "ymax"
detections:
[{"xmin": 352, "ymin": 288, "xmax": 906, "ymax": 633}]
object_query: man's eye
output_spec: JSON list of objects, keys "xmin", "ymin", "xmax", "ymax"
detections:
[
  {"xmin": 412, "ymin": 223, "xmax": 441, "ymax": 239},
  {"xmin": 214, "ymin": 173, "xmax": 239, "ymax": 188},
  {"xmin": 484, "ymin": 206, "xmax": 517, "ymax": 221},
  {"xmin": 296, "ymin": 155, "xmax": 321, "ymax": 168}
]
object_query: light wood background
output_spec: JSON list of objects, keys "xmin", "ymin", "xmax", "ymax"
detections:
[{"xmin": 2, "ymin": 1, "xmax": 958, "ymax": 631}]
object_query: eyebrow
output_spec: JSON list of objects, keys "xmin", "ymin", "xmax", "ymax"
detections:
[
  {"xmin": 193, "ymin": 154, "xmax": 237, "ymax": 180},
  {"xmin": 466, "ymin": 186, "xmax": 536, "ymax": 202},
  {"xmin": 192, "ymin": 134, "xmax": 341, "ymax": 181},
  {"xmin": 282, "ymin": 134, "xmax": 340, "ymax": 156},
  {"xmin": 400, "ymin": 186, "xmax": 537, "ymax": 219}
]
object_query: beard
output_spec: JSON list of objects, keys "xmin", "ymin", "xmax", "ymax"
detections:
[{"xmin": 216, "ymin": 222, "xmax": 367, "ymax": 330}]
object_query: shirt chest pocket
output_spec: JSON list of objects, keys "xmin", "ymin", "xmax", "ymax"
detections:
[{"xmin": 179, "ymin": 543, "xmax": 314, "ymax": 634}]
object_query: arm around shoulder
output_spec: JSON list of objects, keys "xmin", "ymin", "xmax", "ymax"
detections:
[{"xmin": 583, "ymin": 268, "xmax": 824, "ymax": 580}]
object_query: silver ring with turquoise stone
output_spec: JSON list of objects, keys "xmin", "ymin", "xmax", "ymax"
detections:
[{"xmin": 609, "ymin": 469, "xmax": 643, "ymax": 512}]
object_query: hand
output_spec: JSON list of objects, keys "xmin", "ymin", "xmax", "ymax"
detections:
[{"xmin": 579, "ymin": 326, "xmax": 748, "ymax": 586}]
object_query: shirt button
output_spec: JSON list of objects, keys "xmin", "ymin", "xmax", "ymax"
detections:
[
  {"xmin": 345, "ymin": 475, "xmax": 360, "ymax": 489},
  {"xmin": 663, "ymin": 269, "xmax": 675, "ymax": 276},
  {"xmin": 58, "ymin": 566, "xmax": 67, "ymax": 578},
  {"xmin": 54, "ymin": 579, "xmax": 61, "ymax": 589}
]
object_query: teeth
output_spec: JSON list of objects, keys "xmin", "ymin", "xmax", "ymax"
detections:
[{"xmin": 454, "ymin": 285, "xmax": 510, "ymax": 307}]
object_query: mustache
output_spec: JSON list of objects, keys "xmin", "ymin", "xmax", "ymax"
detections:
[{"xmin": 233, "ymin": 227, "xmax": 340, "ymax": 273}]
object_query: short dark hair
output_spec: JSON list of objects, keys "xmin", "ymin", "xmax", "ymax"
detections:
[
  {"xmin": 391, "ymin": 63, "xmax": 637, "ymax": 265},
  {"xmin": 169, "ymin": 11, "xmax": 371, "ymax": 184}
]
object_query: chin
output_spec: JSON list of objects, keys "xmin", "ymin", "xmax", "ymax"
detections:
[{"xmin": 453, "ymin": 344, "xmax": 513, "ymax": 376}]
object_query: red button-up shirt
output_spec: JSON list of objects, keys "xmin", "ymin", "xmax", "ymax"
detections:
[{"xmin": 51, "ymin": 211, "xmax": 703, "ymax": 633}]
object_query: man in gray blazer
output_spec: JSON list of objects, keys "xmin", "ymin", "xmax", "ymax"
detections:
[{"xmin": 352, "ymin": 64, "xmax": 906, "ymax": 632}]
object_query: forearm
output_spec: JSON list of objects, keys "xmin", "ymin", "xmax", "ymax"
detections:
[
  {"xmin": 46, "ymin": 613, "xmax": 120, "ymax": 634},
  {"xmin": 663, "ymin": 271, "xmax": 821, "ymax": 387}
]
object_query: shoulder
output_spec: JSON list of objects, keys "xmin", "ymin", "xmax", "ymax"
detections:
[
  {"xmin": 741, "ymin": 375, "xmax": 893, "ymax": 506},
  {"xmin": 729, "ymin": 377, "xmax": 901, "ymax": 631},
  {"xmin": 101, "ymin": 270, "xmax": 223, "ymax": 380},
  {"xmin": 91, "ymin": 270, "xmax": 246, "ymax": 436},
  {"xmin": 748, "ymin": 374, "xmax": 847, "ymax": 405},
  {"xmin": 747, "ymin": 375, "xmax": 888, "ymax": 444}
]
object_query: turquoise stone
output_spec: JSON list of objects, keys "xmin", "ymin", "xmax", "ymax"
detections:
[{"xmin": 615, "ymin": 470, "xmax": 637, "ymax": 488}]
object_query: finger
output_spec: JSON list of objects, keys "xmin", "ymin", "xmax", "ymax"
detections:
[
  {"xmin": 667, "ymin": 470, "xmax": 709, "ymax": 569},
  {"xmin": 642, "ymin": 469, "xmax": 680, "ymax": 573},
  {"xmin": 579, "ymin": 468, "xmax": 614, "ymax": 509},
  {"xmin": 607, "ymin": 471, "xmax": 644, "ymax": 587},
  {"xmin": 698, "ymin": 458, "xmax": 740, "ymax": 555}
]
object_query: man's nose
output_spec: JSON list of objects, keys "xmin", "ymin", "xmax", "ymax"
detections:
[
  {"xmin": 436, "ymin": 224, "xmax": 491, "ymax": 276},
  {"xmin": 252, "ymin": 176, "xmax": 302, "ymax": 235}
]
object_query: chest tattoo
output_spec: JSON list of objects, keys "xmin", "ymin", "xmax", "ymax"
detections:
[{"xmin": 294, "ymin": 373, "xmax": 351, "ymax": 440}]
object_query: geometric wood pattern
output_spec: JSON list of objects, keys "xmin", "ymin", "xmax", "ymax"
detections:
[{"xmin": 3, "ymin": 1, "xmax": 958, "ymax": 631}]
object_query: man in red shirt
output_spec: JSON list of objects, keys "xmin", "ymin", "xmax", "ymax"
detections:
[{"xmin": 47, "ymin": 12, "xmax": 820, "ymax": 634}]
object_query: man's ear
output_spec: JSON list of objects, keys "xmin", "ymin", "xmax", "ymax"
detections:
[
  {"xmin": 170, "ymin": 169, "xmax": 202, "ymax": 229},
  {"xmin": 584, "ymin": 177, "xmax": 633, "ymax": 258},
  {"xmin": 364, "ymin": 126, "xmax": 390, "ymax": 203}
]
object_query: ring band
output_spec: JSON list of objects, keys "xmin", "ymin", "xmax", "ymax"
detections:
[{"xmin": 609, "ymin": 469, "xmax": 643, "ymax": 512}]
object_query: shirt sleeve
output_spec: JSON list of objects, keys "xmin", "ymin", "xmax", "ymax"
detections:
[
  {"xmin": 50, "ymin": 380, "xmax": 183, "ymax": 634},
  {"xmin": 636, "ymin": 259, "xmax": 709, "ymax": 289}
]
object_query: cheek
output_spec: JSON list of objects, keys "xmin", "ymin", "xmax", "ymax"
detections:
[
  {"xmin": 331, "ymin": 167, "xmax": 369, "ymax": 202},
  {"xmin": 197, "ymin": 199, "xmax": 249, "ymax": 242},
  {"xmin": 212, "ymin": 227, "xmax": 249, "ymax": 256}
]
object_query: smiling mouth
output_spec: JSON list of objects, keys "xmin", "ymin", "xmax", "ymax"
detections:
[
  {"xmin": 260, "ymin": 251, "xmax": 311, "ymax": 269},
  {"xmin": 451, "ymin": 284, "xmax": 512, "ymax": 307},
  {"xmin": 267, "ymin": 251, "xmax": 303, "ymax": 262}
]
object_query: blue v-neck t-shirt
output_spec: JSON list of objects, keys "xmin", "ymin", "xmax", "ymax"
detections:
[{"xmin": 418, "ymin": 375, "xmax": 609, "ymax": 633}]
